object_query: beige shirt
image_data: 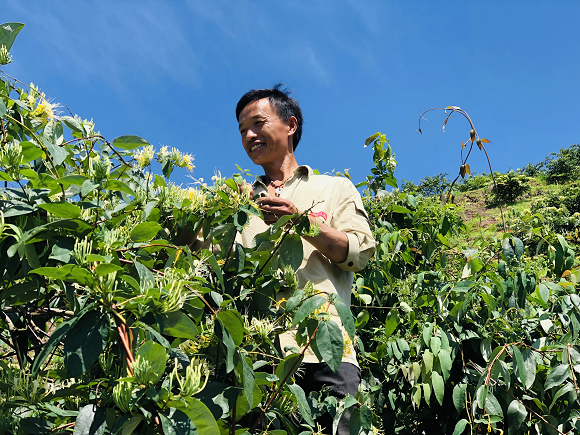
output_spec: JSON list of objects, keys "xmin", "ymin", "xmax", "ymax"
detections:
[{"xmin": 239, "ymin": 165, "xmax": 376, "ymax": 366}]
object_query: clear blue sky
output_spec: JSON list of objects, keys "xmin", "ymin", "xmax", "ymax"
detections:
[{"xmin": 4, "ymin": 1, "xmax": 580, "ymax": 188}]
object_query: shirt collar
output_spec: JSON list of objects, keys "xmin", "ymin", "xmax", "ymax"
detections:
[{"xmin": 253, "ymin": 165, "xmax": 313, "ymax": 187}]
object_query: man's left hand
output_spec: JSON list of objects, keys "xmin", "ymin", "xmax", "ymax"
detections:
[{"xmin": 256, "ymin": 196, "xmax": 298, "ymax": 224}]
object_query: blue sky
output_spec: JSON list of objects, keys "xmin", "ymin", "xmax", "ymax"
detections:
[{"xmin": 4, "ymin": 1, "xmax": 580, "ymax": 189}]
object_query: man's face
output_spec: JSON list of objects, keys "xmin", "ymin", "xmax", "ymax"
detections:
[{"xmin": 238, "ymin": 98, "xmax": 295, "ymax": 167}]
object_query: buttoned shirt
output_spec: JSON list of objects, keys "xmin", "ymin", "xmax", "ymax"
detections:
[{"xmin": 238, "ymin": 165, "xmax": 375, "ymax": 366}]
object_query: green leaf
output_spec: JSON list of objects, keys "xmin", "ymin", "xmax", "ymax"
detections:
[
  {"xmin": 384, "ymin": 309, "xmax": 400, "ymax": 338},
  {"xmin": 507, "ymin": 400, "xmax": 527, "ymax": 435},
  {"xmin": 452, "ymin": 419, "xmax": 469, "ymax": 435},
  {"xmin": 44, "ymin": 139, "xmax": 68, "ymax": 166},
  {"xmin": 64, "ymin": 310, "xmax": 110, "ymax": 378},
  {"xmin": 453, "ymin": 383, "xmax": 466, "ymax": 413},
  {"xmin": 215, "ymin": 319, "xmax": 236, "ymax": 373},
  {"xmin": 315, "ymin": 320, "xmax": 344, "ymax": 373},
  {"xmin": 94, "ymin": 263, "xmax": 123, "ymax": 276},
  {"xmin": 37, "ymin": 202, "xmax": 81, "ymax": 219},
  {"xmin": 74, "ymin": 404, "xmax": 106, "ymax": 435},
  {"xmin": 30, "ymin": 303, "xmax": 95, "ymax": 376},
  {"xmin": 275, "ymin": 353, "xmax": 303, "ymax": 387},
  {"xmin": 136, "ymin": 341, "xmax": 167, "ymax": 384},
  {"xmin": 431, "ymin": 371, "xmax": 444, "ymax": 406},
  {"xmin": 355, "ymin": 309, "xmax": 370, "ymax": 330},
  {"xmin": 159, "ymin": 409, "xmax": 196, "ymax": 435},
  {"xmin": 438, "ymin": 349, "xmax": 452, "ymax": 382},
  {"xmin": 158, "ymin": 311, "xmax": 198, "ymax": 339},
  {"xmin": 511, "ymin": 345, "xmax": 526, "ymax": 387},
  {"xmin": 216, "ymin": 310, "xmax": 244, "ymax": 346},
  {"xmin": 521, "ymin": 348, "xmax": 536, "ymax": 390},
  {"xmin": 291, "ymin": 295, "xmax": 326, "ymax": 327},
  {"xmin": 485, "ymin": 392, "xmax": 503, "ymax": 417},
  {"xmin": 279, "ymin": 233, "xmax": 303, "ymax": 271},
  {"xmin": 60, "ymin": 116, "xmax": 83, "ymax": 133},
  {"xmin": 202, "ymin": 249, "xmax": 225, "ymax": 292},
  {"xmin": 112, "ymin": 135, "xmax": 150, "ymax": 150},
  {"xmin": 104, "ymin": 180, "xmax": 136, "ymax": 196},
  {"xmin": 335, "ymin": 301, "xmax": 355, "ymax": 340},
  {"xmin": 0, "ymin": 22, "xmax": 25, "ymax": 51},
  {"xmin": 287, "ymin": 383, "xmax": 314, "ymax": 426},
  {"xmin": 20, "ymin": 141, "xmax": 43, "ymax": 162},
  {"xmin": 81, "ymin": 179, "xmax": 100, "ymax": 197},
  {"xmin": 130, "ymin": 222, "xmax": 161, "ymax": 242},
  {"xmin": 30, "ymin": 264, "xmax": 92, "ymax": 284},
  {"xmin": 412, "ymin": 384, "xmax": 422, "ymax": 407},
  {"xmin": 240, "ymin": 356, "xmax": 254, "ymax": 411},
  {"xmin": 0, "ymin": 98, "xmax": 5, "ymax": 118},
  {"xmin": 166, "ymin": 397, "xmax": 219, "ymax": 435},
  {"xmin": 544, "ymin": 364, "xmax": 570, "ymax": 390}
]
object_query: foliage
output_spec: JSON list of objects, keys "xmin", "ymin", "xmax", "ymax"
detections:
[
  {"xmin": 412, "ymin": 173, "xmax": 451, "ymax": 198},
  {"xmin": 456, "ymin": 172, "xmax": 492, "ymax": 193},
  {"xmin": 490, "ymin": 171, "xmax": 531, "ymax": 204},
  {"xmin": 543, "ymin": 144, "xmax": 580, "ymax": 184}
]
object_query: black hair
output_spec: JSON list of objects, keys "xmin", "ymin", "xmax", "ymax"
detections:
[{"xmin": 236, "ymin": 84, "xmax": 303, "ymax": 150}]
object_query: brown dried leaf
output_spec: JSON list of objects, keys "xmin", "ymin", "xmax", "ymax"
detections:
[
  {"xmin": 461, "ymin": 141, "xmax": 466, "ymax": 149},
  {"xmin": 562, "ymin": 270, "xmax": 571, "ymax": 277},
  {"xmin": 465, "ymin": 163, "xmax": 471, "ymax": 176},
  {"xmin": 442, "ymin": 117, "xmax": 448, "ymax": 133},
  {"xmin": 481, "ymin": 138, "xmax": 491, "ymax": 143}
]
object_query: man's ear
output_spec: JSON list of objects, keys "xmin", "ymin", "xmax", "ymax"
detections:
[{"xmin": 287, "ymin": 116, "xmax": 298, "ymax": 136}]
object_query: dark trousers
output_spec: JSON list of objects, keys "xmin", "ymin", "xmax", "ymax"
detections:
[{"xmin": 297, "ymin": 362, "xmax": 361, "ymax": 435}]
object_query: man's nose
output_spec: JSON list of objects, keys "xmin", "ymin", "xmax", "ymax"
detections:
[{"xmin": 245, "ymin": 128, "xmax": 257, "ymax": 142}]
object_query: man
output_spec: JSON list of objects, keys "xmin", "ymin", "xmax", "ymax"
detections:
[{"xmin": 236, "ymin": 85, "xmax": 375, "ymax": 434}]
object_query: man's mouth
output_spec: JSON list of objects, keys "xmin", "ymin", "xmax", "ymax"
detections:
[{"xmin": 250, "ymin": 143, "xmax": 264, "ymax": 152}]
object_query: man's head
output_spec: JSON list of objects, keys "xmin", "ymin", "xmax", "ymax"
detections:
[{"xmin": 236, "ymin": 84, "xmax": 303, "ymax": 150}]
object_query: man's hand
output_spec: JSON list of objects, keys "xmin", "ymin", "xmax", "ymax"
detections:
[{"xmin": 256, "ymin": 196, "xmax": 298, "ymax": 225}]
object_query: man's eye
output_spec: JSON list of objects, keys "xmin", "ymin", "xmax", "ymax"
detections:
[{"xmin": 240, "ymin": 129, "xmax": 246, "ymax": 135}]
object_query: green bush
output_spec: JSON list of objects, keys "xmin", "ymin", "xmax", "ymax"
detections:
[
  {"xmin": 543, "ymin": 143, "xmax": 580, "ymax": 183},
  {"xmin": 415, "ymin": 173, "xmax": 451, "ymax": 197},
  {"xmin": 455, "ymin": 172, "xmax": 491, "ymax": 192},
  {"xmin": 491, "ymin": 170, "xmax": 531, "ymax": 203}
]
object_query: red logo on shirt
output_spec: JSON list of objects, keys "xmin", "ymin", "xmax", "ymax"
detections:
[{"xmin": 310, "ymin": 211, "xmax": 327, "ymax": 221}]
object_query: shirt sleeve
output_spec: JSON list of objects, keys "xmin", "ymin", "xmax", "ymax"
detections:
[{"xmin": 330, "ymin": 178, "xmax": 376, "ymax": 272}]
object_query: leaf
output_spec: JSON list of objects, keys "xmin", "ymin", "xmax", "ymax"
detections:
[
  {"xmin": 287, "ymin": 383, "xmax": 314, "ymax": 426},
  {"xmin": 335, "ymin": 301, "xmax": 355, "ymax": 340},
  {"xmin": 159, "ymin": 409, "xmax": 196, "ymax": 435},
  {"xmin": 216, "ymin": 310, "xmax": 244, "ymax": 346},
  {"xmin": 215, "ymin": 319, "xmax": 236, "ymax": 373},
  {"xmin": 355, "ymin": 309, "xmax": 370, "ymax": 330},
  {"xmin": 485, "ymin": 392, "xmax": 503, "ymax": 417},
  {"xmin": 158, "ymin": 311, "xmax": 198, "ymax": 340},
  {"xmin": 521, "ymin": 348, "xmax": 536, "ymax": 390},
  {"xmin": 81, "ymin": 179, "xmax": 100, "ymax": 197},
  {"xmin": 480, "ymin": 138, "xmax": 491, "ymax": 143},
  {"xmin": 166, "ymin": 397, "xmax": 219, "ymax": 435},
  {"xmin": 64, "ymin": 310, "xmax": 110, "ymax": 378},
  {"xmin": 37, "ymin": 202, "xmax": 81, "ymax": 219},
  {"xmin": 431, "ymin": 371, "xmax": 444, "ymax": 406},
  {"xmin": 438, "ymin": 349, "xmax": 452, "ymax": 382},
  {"xmin": 315, "ymin": 320, "xmax": 344, "ymax": 373},
  {"xmin": 452, "ymin": 419, "xmax": 469, "ymax": 435},
  {"xmin": 511, "ymin": 345, "xmax": 526, "ymax": 387},
  {"xmin": 364, "ymin": 133, "xmax": 380, "ymax": 147},
  {"xmin": 275, "ymin": 353, "xmax": 303, "ymax": 387},
  {"xmin": 384, "ymin": 309, "xmax": 400, "ymax": 338},
  {"xmin": 130, "ymin": 222, "xmax": 161, "ymax": 242},
  {"xmin": 544, "ymin": 364, "xmax": 570, "ymax": 390},
  {"xmin": 507, "ymin": 400, "xmax": 527, "ymax": 435},
  {"xmin": 412, "ymin": 384, "xmax": 422, "ymax": 407},
  {"xmin": 279, "ymin": 233, "xmax": 303, "ymax": 271},
  {"xmin": 74, "ymin": 404, "xmax": 106, "ymax": 435},
  {"xmin": 20, "ymin": 141, "xmax": 43, "ymax": 162},
  {"xmin": 60, "ymin": 116, "xmax": 83, "ymax": 133},
  {"xmin": 453, "ymin": 383, "xmax": 466, "ymax": 413},
  {"xmin": 30, "ymin": 264, "xmax": 92, "ymax": 284},
  {"xmin": 112, "ymin": 135, "xmax": 150, "ymax": 150},
  {"xmin": 291, "ymin": 295, "xmax": 326, "ymax": 327},
  {"xmin": 136, "ymin": 341, "xmax": 167, "ymax": 384},
  {"xmin": 0, "ymin": 23, "xmax": 25, "ymax": 51},
  {"xmin": 44, "ymin": 140, "xmax": 68, "ymax": 166},
  {"xmin": 104, "ymin": 180, "xmax": 136, "ymax": 196},
  {"xmin": 240, "ymin": 356, "xmax": 254, "ymax": 411},
  {"xmin": 94, "ymin": 263, "xmax": 123, "ymax": 276},
  {"xmin": 31, "ymin": 303, "xmax": 95, "ymax": 376}
]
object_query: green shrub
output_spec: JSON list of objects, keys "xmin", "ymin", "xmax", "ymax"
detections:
[
  {"xmin": 455, "ymin": 172, "xmax": 491, "ymax": 192},
  {"xmin": 543, "ymin": 143, "xmax": 580, "ymax": 183},
  {"xmin": 415, "ymin": 172, "xmax": 451, "ymax": 197},
  {"xmin": 491, "ymin": 170, "xmax": 531, "ymax": 203}
]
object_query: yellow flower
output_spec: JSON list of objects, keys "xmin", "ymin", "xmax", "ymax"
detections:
[{"xmin": 134, "ymin": 145, "xmax": 155, "ymax": 168}]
